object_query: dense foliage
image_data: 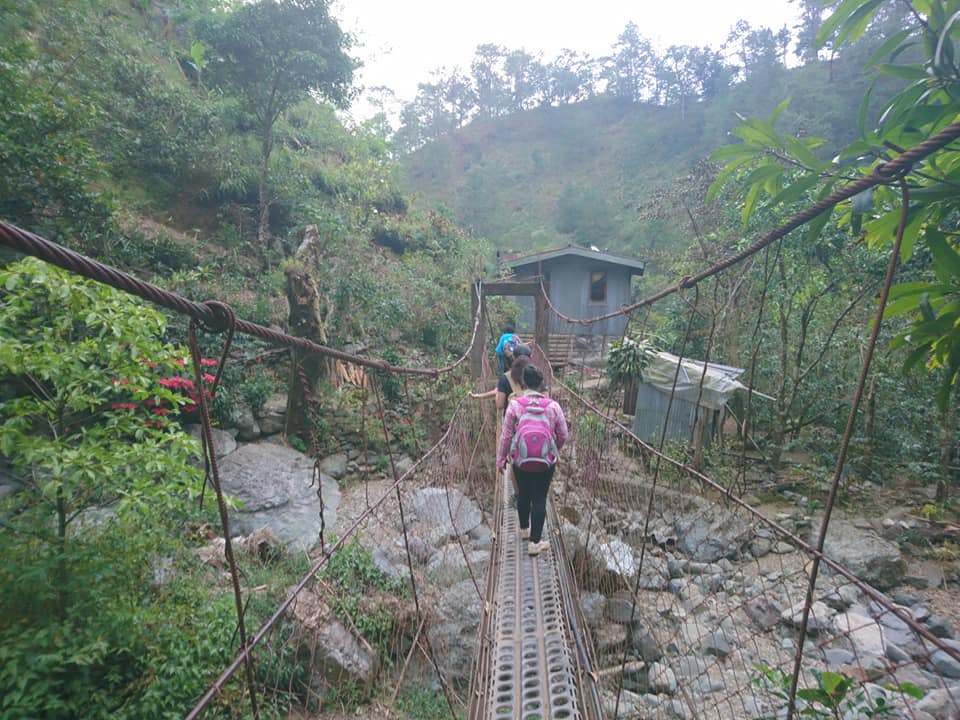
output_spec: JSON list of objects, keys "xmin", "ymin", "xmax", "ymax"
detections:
[{"xmin": 0, "ymin": 259, "xmax": 236, "ymax": 719}]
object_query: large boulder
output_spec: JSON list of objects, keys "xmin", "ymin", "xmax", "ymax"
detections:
[
  {"xmin": 287, "ymin": 588, "xmax": 379, "ymax": 701},
  {"xmin": 218, "ymin": 443, "xmax": 339, "ymax": 551},
  {"xmin": 674, "ymin": 508, "xmax": 753, "ymax": 562},
  {"xmin": 256, "ymin": 393, "xmax": 288, "ymax": 436},
  {"xmin": 185, "ymin": 424, "xmax": 236, "ymax": 458},
  {"xmin": 814, "ymin": 517, "xmax": 905, "ymax": 591},
  {"xmin": 406, "ymin": 487, "xmax": 482, "ymax": 540},
  {"xmin": 428, "ymin": 579, "xmax": 484, "ymax": 685}
]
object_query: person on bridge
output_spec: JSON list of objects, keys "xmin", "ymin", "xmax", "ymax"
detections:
[
  {"xmin": 496, "ymin": 364, "xmax": 568, "ymax": 557},
  {"xmin": 494, "ymin": 323, "xmax": 520, "ymax": 373},
  {"xmin": 469, "ymin": 344, "xmax": 532, "ymax": 412}
]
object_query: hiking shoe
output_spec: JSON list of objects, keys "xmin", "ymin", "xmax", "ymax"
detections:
[
  {"xmin": 528, "ymin": 540, "xmax": 549, "ymax": 556},
  {"xmin": 520, "ymin": 527, "xmax": 530, "ymax": 540}
]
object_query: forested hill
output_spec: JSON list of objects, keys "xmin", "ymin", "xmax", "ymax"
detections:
[{"xmin": 398, "ymin": 13, "xmax": 909, "ymax": 268}]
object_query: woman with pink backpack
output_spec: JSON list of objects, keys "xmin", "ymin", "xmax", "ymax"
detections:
[{"xmin": 496, "ymin": 365, "xmax": 569, "ymax": 557}]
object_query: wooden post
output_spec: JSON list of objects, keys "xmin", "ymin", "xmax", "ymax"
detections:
[
  {"xmin": 470, "ymin": 280, "xmax": 486, "ymax": 379},
  {"xmin": 284, "ymin": 265, "xmax": 326, "ymax": 439},
  {"xmin": 534, "ymin": 280, "xmax": 549, "ymax": 354}
]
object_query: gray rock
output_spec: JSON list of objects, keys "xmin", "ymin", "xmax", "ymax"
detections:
[
  {"xmin": 927, "ymin": 615, "xmax": 956, "ymax": 639},
  {"xmin": 931, "ymin": 649, "xmax": 960, "ymax": 679},
  {"xmin": 407, "ymin": 487, "xmax": 482, "ymax": 539},
  {"xmin": 430, "ymin": 580, "xmax": 483, "ymax": 684},
  {"xmin": 674, "ymin": 508, "xmax": 752, "ymax": 562},
  {"xmin": 371, "ymin": 547, "xmax": 409, "ymax": 583},
  {"xmin": 594, "ymin": 623, "xmax": 629, "ymax": 655},
  {"xmin": 318, "ymin": 453, "xmax": 348, "ymax": 479},
  {"xmin": 672, "ymin": 656, "xmax": 707, "ymax": 680},
  {"xmin": 745, "ymin": 596, "xmax": 783, "ymax": 631},
  {"xmin": 185, "ymin": 424, "xmax": 236, "ymax": 458},
  {"xmin": 255, "ymin": 393, "xmax": 287, "ymax": 435},
  {"xmin": 823, "ymin": 647, "xmax": 856, "ymax": 666},
  {"xmin": 229, "ymin": 403, "xmax": 260, "ymax": 441},
  {"xmin": 631, "ymin": 622, "xmax": 662, "ymax": 662},
  {"xmin": 400, "ymin": 536, "xmax": 434, "ymax": 566},
  {"xmin": 782, "ymin": 600, "xmax": 834, "ymax": 634},
  {"xmin": 468, "ymin": 523, "xmax": 492, "ymax": 550},
  {"xmin": 704, "ymin": 630, "xmax": 732, "ymax": 657},
  {"xmin": 648, "ymin": 662, "xmax": 677, "ymax": 695},
  {"xmin": 218, "ymin": 443, "xmax": 339, "ymax": 551},
  {"xmin": 580, "ymin": 591, "xmax": 606, "ymax": 628},
  {"xmin": 602, "ymin": 690, "xmax": 643, "ymax": 719},
  {"xmin": 833, "ymin": 611, "xmax": 886, "ymax": 657},
  {"xmin": 814, "ymin": 516, "xmax": 905, "ymax": 590},
  {"xmin": 427, "ymin": 547, "xmax": 490, "ymax": 585},
  {"xmin": 607, "ymin": 592, "xmax": 641, "ymax": 624},
  {"xmin": 916, "ymin": 687, "xmax": 960, "ymax": 718},
  {"xmin": 288, "ymin": 588, "xmax": 379, "ymax": 699},
  {"xmin": 886, "ymin": 642, "xmax": 911, "ymax": 664}
]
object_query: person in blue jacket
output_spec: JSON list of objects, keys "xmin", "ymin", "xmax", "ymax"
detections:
[{"xmin": 494, "ymin": 323, "xmax": 520, "ymax": 373}]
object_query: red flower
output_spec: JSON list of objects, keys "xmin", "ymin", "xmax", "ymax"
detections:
[
  {"xmin": 150, "ymin": 408, "xmax": 170, "ymax": 416},
  {"xmin": 200, "ymin": 358, "xmax": 218, "ymax": 367},
  {"xmin": 110, "ymin": 403, "xmax": 138, "ymax": 410}
]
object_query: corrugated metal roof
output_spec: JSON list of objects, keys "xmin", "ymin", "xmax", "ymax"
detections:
[{"xmin": 502, "ymin": 244, "xmax": 645, "ymax": 274}]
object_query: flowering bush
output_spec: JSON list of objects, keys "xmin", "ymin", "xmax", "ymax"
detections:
[{"xmin": 107, "ymin": 355, "xmax": 219, "ymax": 428}]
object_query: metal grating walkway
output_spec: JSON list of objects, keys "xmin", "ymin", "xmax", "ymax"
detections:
[{"xmin": 470, "ymin": 469, "xmax": 595, "ymax": 720}]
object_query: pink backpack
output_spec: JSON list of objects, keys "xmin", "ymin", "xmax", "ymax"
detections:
[{"xmin": 510, "ymin": 396, "xmax": 558, "ymax": 471}]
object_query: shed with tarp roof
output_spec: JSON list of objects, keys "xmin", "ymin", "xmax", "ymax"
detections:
[{"xmin": 631, "ymin": 351, "xmax": 747, "ymax": 448}]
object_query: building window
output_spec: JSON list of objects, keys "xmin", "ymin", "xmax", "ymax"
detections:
[{"xmin": 590, "ymin": 271, "xmax": 607, "ymax": 303}]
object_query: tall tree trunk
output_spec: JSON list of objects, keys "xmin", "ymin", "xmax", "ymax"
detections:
[
  {"xmin": 257, "ymin": 126, "xmax": 272, "ymax": 258},
  {"xmin": 284, "ymin": 264, "xmax": 327, "ymax": 441},
  {"xmin": 770, "ymin": 302, "xmax": 789, "ymax": 469},
  {"xmin": 860, "ymin": 378, "xmax": 876, "ymax": 479},
  {"xmin": 936, "ymin": 378, "xmax": 960, "ymax": 503}
]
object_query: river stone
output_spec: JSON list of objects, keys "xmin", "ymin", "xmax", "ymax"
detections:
[
  {"xmin": 648, "ymin": 662, "xmax": 677, "ymax": 695},
  {"xmin": 430, "ymin": 579, "xmax": 483, "ymax": 684},
  {"xmin": 287, "ymin": 588, "xmax": 379, "ymax": 698},
  {"xmin": 674, "ymin": 508, "xmax": 753, "ymax": 562},
  {"xmin": 407, "ymin": 487, "xmax": 482, "ymax": 538},
  {"xmin": 255, "ymin": 393, "xmax": 288, "ymax": 435},
  {"xmin": 833, "ymin": 611, "xmax": 886, "ymax": 657},
  {"xmin": 229, "ymin": 403, "xmax": 260, "ymax": 441},
  {"xmin": 185, "ymin": 424, "xmax": 236, "ymax": 458},
  {"xmin": 813, "ymin": 516, "xmax": 905, "ymax": 590},
  {"xmin": 318, "ymin": 453, "xmax": 348, "ymax": 480},
  {"xmin": 218, "ymin": 443, "xmax": 339, "ymax": 551},
  {"xmin": 931, "ymin": 647, "xmax": 960, "ymax": 679},
  {"xmin": 581, "ymin": 591, "xmax": 606, "ymax": 628}
]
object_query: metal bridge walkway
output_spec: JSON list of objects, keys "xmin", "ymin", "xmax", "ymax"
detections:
[{"xmin": 469, "ymin": 469, "xmax": 601, "ymax": 720}]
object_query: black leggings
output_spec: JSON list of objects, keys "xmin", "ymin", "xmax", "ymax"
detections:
[{"xmin": 514, "ymin": 464, "xmax": 556, "ymax": 543}]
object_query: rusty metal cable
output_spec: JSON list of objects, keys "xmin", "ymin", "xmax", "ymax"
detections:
[{"xmin": 0, "ymin": 221, "xmax": 483, "ymax": 378}]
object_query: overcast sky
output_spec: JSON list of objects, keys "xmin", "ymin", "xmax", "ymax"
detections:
[{"xmin": 335, "ymin": 0, "xmax": 802, "ymax": 120}]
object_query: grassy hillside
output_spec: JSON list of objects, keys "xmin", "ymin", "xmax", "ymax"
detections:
[{"xmin": 399, "ymin": 50, "xmax": 902, "ymax": 280}]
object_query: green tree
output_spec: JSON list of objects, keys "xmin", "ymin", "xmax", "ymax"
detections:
[
  {"xmin": 197, "ymin": 0, "xmax": 357, "ymax": 257},
  {"xmin": 0, "ymin": 258, "xmax": 201, "ymax": 618},
  {"xmin": 0, "ymin": 9, "xmax": 115, "ymax": 251},
  {"xmin": 471, "ymin": 43, "xmax": 510, "ymax": 117},
  {"xmin": 0, "ymin": 258, "xmax": 222, "ymax": 719},
  {"xmin": 709, "ymin": 0, "xmax": 960, "ymax": 486},
  {"xmin": 604, "ymin": 22, "xmax": 660, "ymax": 103}
]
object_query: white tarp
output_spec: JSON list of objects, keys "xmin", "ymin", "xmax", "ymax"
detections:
[{"xmin": 641, "ymin": 351, "xmax": 746, "ymax": 410}]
